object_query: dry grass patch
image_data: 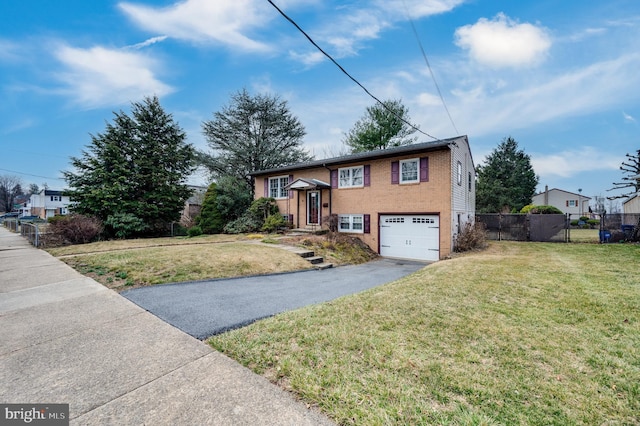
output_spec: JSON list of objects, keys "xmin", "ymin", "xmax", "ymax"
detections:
[
  {"xmin": 45, "ymin": 234, "xmax": 246, "ymax": 257},
  {"xmin": 61, "ymin": 242, "xmax": 312, "ymax": 291},
  {"xmin": 209, "ymin": 242, "xmax": 640, "ymax": 425}
]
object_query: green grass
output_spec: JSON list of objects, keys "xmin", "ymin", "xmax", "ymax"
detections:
[
  {"xmin": 209, "ymin": 242, "xmax": 640, "ymax": 425},
  {"xmin": 569, "ymin": 228, "xmax": 599, "ymax": 243}
]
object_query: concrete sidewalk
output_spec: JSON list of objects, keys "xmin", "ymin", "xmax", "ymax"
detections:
[{"xmin": 0, "ymin": 227, "xmax": 334, "ymax": 425}]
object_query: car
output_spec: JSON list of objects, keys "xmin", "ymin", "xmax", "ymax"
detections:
[
  {"xmin": 18, "ymin": 215, "xmax": 44, "ymax": 224},
  {"xmin": 0, "ymin": 212, "xmax": 19, "ymax": 223}
]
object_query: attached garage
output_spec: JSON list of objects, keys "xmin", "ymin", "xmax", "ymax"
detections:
[{"xmin": 379, "ymin": 215, "xmax": 440, "ymax": 261}]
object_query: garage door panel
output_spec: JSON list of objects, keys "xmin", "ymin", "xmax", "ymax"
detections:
[{"xmin": 380, "ymin": 215, "xmax": 439, "ymax": 261}]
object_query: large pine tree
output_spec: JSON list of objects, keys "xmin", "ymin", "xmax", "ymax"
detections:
[
  {"xmin": 63, "ymin": 96, "xmax": 196, "ymax": 236},
  {"xmin": 476, "ymin": 137, "xmax": 539, "ymax": 213},
  {"xmin": 343, "ymin": 99, "xmax": 418, "ymax": 153},
  {"xmin": 199, "ymin": 89, "xmax": 312, "ymax": 192}
]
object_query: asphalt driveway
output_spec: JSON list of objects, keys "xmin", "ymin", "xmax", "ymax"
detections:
[{"xmin": 122, "ymin": 259, "xmax": 426, "ymax": 339}]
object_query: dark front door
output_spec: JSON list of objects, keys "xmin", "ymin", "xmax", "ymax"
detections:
[{"xmin": 307, "ymin": 191, "xmax": 320, "ymax": 225}]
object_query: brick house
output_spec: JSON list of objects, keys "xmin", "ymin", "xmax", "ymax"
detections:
[{"xmin": 250, "ymin": 135, "xmax": 475, "ymax": 261}]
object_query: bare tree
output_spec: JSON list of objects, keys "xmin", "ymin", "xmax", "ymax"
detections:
[
  {"xmin": 0, "ymin": 175, "xmax": 23, "ymax": 212},
  {"xmin": 608, "ymin": 149, "xmax": 640, "ymax": 199}
]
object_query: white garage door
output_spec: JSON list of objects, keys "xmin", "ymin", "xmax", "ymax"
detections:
[{"xmin": 380, "ymin": 215, "xmax": 440, "ymax": 261}]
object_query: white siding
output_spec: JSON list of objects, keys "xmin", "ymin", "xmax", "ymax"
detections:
[{"xmin": 451, "ymin": 137, "xmax": 476, "ymax": 247}]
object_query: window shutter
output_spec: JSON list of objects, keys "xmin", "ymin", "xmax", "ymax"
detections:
[
  {"xmin": 420, "ymin": 157, "xmax": 429, "ymax": 182},
  {"xmin": 264, "ymin": 178, "xmax": 269, "ymax": 197},
  {"xmin": 331, "ymin": 169, "xmax": 338, "ymax": 188},
  {"xmin": 364, "ymin": 165, "xmax": 371, "ymax": 187},
  {"xmin": 391, "ymin": 161, "xmax": 399, "ymax": 184},
  {"xmin": 288, "ymin": 214, "xmax": 293, "ymax": 224},
  {"xmin": 289, "ymin": 174, "xmax": 294, "ymax": 199},
  {"xmin": 575, "ymin": 199, "xmax": 578, "ymax": 206},
  {"xmin": 566, "ymin": 200, "xmax": 569, "ymax": 207},
  {"xmin": 364, "ymin": 214, "xmax": 370, "ymax": 234}
]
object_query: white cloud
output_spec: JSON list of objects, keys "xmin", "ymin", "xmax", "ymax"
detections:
[
  {"xmin": 531, "ymin": 147, "xmax": 621, "ymax": 178},
  {"xmin": 623, "ymin": 111, "xmax": 636, "ymax": 122},
  {"xmin": 288, "ymin": 50, "xmax": 325, "ymax": 66},
  {"xmin": 54, "ymin": 44, "xmax": 173, "ymax": 108},
  {"xmin": 376, "ymin": 0, "xmax": 465, "ymax": 20},
  {"xmin": 454, "ymin": 13, "xmax": 551, "ymax": 68},
  {"xmin": 118, "ymin": 0, "xmax": 272, "ymax": 51},
  {"xmin": 0, "ymin": 39, "xmax": 22, "ymax": 62},
  {"xmin": 125, "ymin": 35, "xmax": 168, "ymax": 50}
]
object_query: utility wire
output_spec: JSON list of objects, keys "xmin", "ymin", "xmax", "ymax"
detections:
[
  {"xmin": 0, "ymin": 167, "xmax": 65, "ymax": 182},
  {"xmin": 266, "ymin": 0, "xmax": 439, "ymax": 141},
  {"xmin": 404, "ymin": 4, "xmax": 460, "ymax": 135}
]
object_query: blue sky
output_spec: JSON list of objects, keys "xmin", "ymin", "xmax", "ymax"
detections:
[{"xmin": 1, "ymin": 0, "xmax": 639, "ymax": 207}]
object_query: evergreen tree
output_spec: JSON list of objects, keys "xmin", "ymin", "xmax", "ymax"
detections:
[
  {"xmin": 344, "ymin": 99, "xmax": 418, "ymax": 153},
  {"xmin": 607, "ymin": 149, "xmax": 640, "ymax": 199},
  {"xmin": 195, "ymin": 183, "xmax": 225, "ymax": 234},
  {"xmin": 63, "ymin": 96, "xmax": 196, "ymax": 237},
  {"xmin": 199, "ymin": 89, "xmax": 312, "ymax": 192},
  {"xmin": 476, "ymin": 137, "xmax": 538, "ymax": 213},
  {"xmin": 214, "ymin": 175, "xmax": 252, "ymax": 224}
]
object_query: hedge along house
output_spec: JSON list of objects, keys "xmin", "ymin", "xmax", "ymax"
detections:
[{"xmin": 250, "ymin": 135, "xmax": 475, "ymax": 261}]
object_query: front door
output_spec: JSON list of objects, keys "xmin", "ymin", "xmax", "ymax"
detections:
[{"xmin": 307, "ymin": 191, "xmax": 320, "ymax": 225}]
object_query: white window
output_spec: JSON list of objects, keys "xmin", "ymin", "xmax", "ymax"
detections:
[
  {"xmin": 50, "ymin": 195, "xmax": 61, "ymax": 202},
  {"xmin": 338, "ymin": 214, "xmax": 364, "ymax": 233},
  {"xmin": 338, "ymin": 166, "xmax": 363, "ymax": 188},
  {"xmin": 568, "ymin": 200, "xmax": 577, "ymax": 207},
  {"xmin": 400, "ymin": 159, "xmax": 419, "ymax": 184},
  {"xmin": 457, "ymin": 161, "xmax": 463, "ymax": 186},
  {"xmin": 269, "ymin": 176, "xmax": 289, "ymax": 199}
]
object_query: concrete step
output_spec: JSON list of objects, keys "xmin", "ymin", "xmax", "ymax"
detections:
[
  {"xmin": 296, "ymin": 250, "xmax": 315, "ymax": 258},
  {"xmin": 306, "ymin": 256, "xmax": 324, "ymax": 265},
  {"xmin": 314, "ymin": 263, "xmax": 333, "ymax": 270}
]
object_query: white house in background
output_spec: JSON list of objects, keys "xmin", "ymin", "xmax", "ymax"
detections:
[
  {"xmin": 532, "ymin": 186, "xmax": 591, "ymax": 216},
  {"xmin": 623, "ymin": 174, "xmax": 640, "ymax": 214},
  {"xmin": 28, "ymin": 189, "xmax": 71, "ymax": 219}
]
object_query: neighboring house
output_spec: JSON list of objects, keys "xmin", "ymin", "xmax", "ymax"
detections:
[
  {"xmin": 532, "ymin": 187, "xmax": 591, "ymax": 216},
  {"xmin": 180, "ymin": 185, "xmax": 207, "ymax": 227},
  {"xmin": 623, "ymin": 174, "xmax": 640, "ymax": 214},
  {"xmin": 250, "ymin": 136, "xmax": 475, "ymax": 261},
  {"xmin": 27, "ymin": 189, "xmax": 71, "ymax": 219}
]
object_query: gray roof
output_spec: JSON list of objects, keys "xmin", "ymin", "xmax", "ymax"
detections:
[{"xmin": 250, "ymin": 135, "xmax": 467, "ymax": 176}]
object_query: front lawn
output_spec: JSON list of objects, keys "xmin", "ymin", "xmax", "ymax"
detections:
[
  {"xmin": 48, "ymin": 235, "xmax": 313, "ymax": 290},
  {"xmin": 209, "ymin": 242, "xmax": 640, "ymax": 425}
]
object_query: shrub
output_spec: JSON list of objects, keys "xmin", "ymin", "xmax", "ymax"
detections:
[
  {"xmin": 46, "ymin": 214, "xmax": 103, "ymax": 246},
  {"xmin": 323, "ymin": 214, "xmax": 339, "ymax": 232},
  {"xmin": 587, "ymin": 219, "xmax": 600, "ymax": 228},
  {"xmin": 261, "ymin": 214, "xmax": 286, "ymax": 233},
  {"xmin": 454, "ymin": 222, "xmax": 488, "ymax": 252},
  {"xmin": 223, "ymin": 216, "xmax": 262, "ymax": 234},
  {"xmin": 187, "ymin": 226, "xmax": 203, "ymax": 237},
  {"xmin": 520, "ymin": 205, "xmax": 563, "ymax": 214},
  {"xmin": 224, "ymin": 197, "xmax": 281, "ymax": 234},
  {"xmin": 104, "ymin": 213, "xmax": 148, "ymax": 239}
]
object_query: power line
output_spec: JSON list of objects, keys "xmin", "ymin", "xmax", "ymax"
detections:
[
  {"xmin": 266, "ymin": 0, "xmax": 439, "ymax": 141},
  {"xmin": 0, "ymin": 167, "xmax": 65, "ymax": 182},
  {"xmin": 403, "ymin": 3, "xmax": 459, "ymax": 135}
]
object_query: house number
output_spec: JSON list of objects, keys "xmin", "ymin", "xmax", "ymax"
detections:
[{"xmin": 406, "ymin": 240, "xmax": 412, "ymax": 245}]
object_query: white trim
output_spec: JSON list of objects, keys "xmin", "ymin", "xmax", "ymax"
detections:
[
  {"xmin": 338, "ymin": 214, "xmax": 364, "ymax": 233},
  {"xmin": 338, "ymin": 166, "xmax": 364, "ymax": 188},
  {"xmin": 399, "ymin": 158, "xmax": 419, "ymax": 184},
  {"xmin": 268, "ymin": 175, "xmax": 289, "ymax": 199}
]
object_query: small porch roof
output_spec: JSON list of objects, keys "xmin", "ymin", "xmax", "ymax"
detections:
[{"xmin": 284, "ymin": 178, "xmax": 331, "ymax": 191}]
